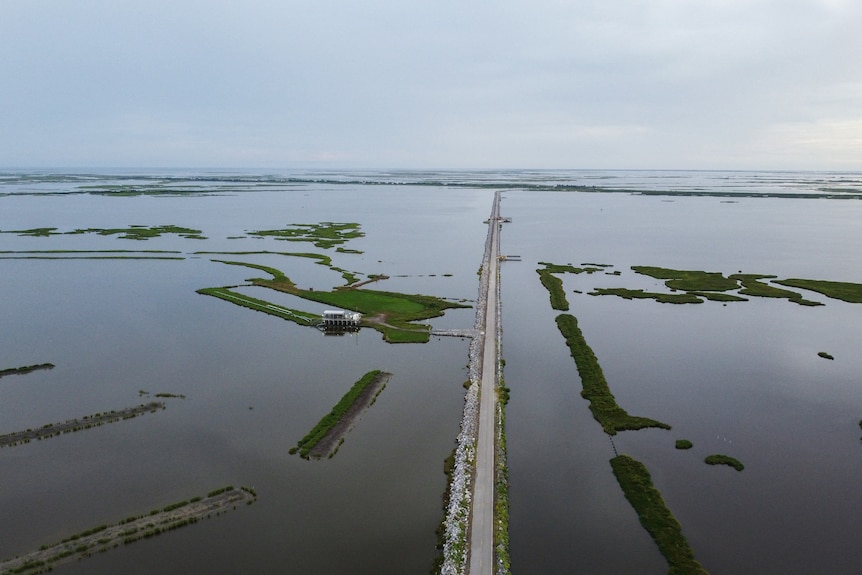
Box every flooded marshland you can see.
[2,170,861,573]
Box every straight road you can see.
[468,191,501,575]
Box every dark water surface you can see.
[2,170,862,574]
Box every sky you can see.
[2,0,861,170]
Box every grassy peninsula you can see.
[555,314,670,435]
[201,259,467,343]
[611,455,710,575]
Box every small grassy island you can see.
[704,454,744,471]
[0,363,54,379]
[290,370,391,459]
[675,439,693,450]
[555,314,671,435]
[0,486,256,575]
[611,455,710,575]
[817,351,835,360]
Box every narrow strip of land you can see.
[0,486,256,575]
[0,402,165,448]
[0,363,54,379]
[468,191,501,575]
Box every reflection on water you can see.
[1,171,861,574]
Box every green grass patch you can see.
[291,370,385,458]
[774,278,862,304]
[675,439,693,450]
[537,268,569,310]
[611,455,710,575]
[817,351,834,360]
[555,314,671,435]
[704,454,744,471]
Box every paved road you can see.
[468,191,501,575]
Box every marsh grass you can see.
[775,278,862,304]
[704,454,744,471]
[589,288,703,304]
[291,370,387,458]
[610,455,710,575]
[555,314,671,435]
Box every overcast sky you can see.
[2,0,860,170]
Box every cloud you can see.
[1,0,860,168]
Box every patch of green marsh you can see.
[611,455,710,575]
[775,278,862,304]
[555,314,671,435]
[704,454,744,471]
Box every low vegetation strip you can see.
[611,455,710,575]
[537,268,569,310]
[555,314,671,435]
[0,486,256,575]
[774,278,862,303]
[0,363,54,379]
[0,402,165,448]
[196,287,319,326]
[290,370,391,459]
[704,454,744,471]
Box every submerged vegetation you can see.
[0,403,166,448]
[290,370,390,459]
[0,225,205,240]
[610,455,710,575]
[0,363,54,379]
[554,314,671,435]
[0,486,256,575]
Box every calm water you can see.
[1,170,861,574]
